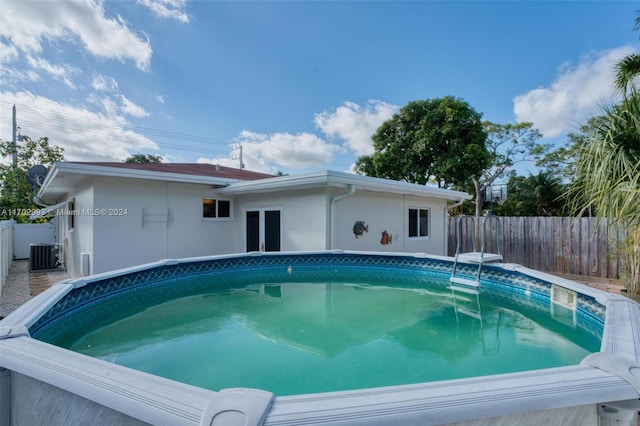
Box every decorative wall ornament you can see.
[352,220,369,239]
[381,230,392,245]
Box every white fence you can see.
[0,220,15,296]
[13,223,55,259]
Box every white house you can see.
[32,162,471,277]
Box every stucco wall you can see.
[58,176,452,276]
[332,191,449,255]
[231,188,328,252]
[90,178,234,275]
[231,187,450,255]
[63,183,94,277]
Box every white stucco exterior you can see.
[33,164,471,277]
[331,190,450,254]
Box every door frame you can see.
[243,206,282,252]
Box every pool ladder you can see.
[448,215,503,317]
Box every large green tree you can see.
[125,154,163,163]
[0,136,64,222]
[355,97,490,247]
[355,96,490,189]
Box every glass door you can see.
[245,209,281,252]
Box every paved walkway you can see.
[0,259,69,319]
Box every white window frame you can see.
[407,206,430,239]
[202,198,233,221]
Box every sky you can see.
[0,1,637,177]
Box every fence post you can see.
[0,220,15,297]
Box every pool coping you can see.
[1,250,639,425]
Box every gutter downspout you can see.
[329,185,356,249]
[32,195,49,207]
[444,197,467,256]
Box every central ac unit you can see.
[29,243,58,271]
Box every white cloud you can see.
[0,40,18,63]
[0,67,40,87]
[197,130,341,174]
[120,95,150,118]
[25,55,78,89]
[92,74,119,93]
[26,56,66,78]
[314,100,397,156]
[197,100,397,174]
[0,0,152,70]
[0,91,158,161]
[513,46,635,138]
[138,0,190,23]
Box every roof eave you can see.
[36,162,239,202]
[59,162,240,185]
[220,170,473,201]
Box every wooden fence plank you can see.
[447,216,627,279]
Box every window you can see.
[203,198,231,219]
[68,201,75,230]
[408,208,429,238]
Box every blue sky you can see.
[0,1,637,176]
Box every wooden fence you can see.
[447,216,628,280]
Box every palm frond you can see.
[615,53,640,95]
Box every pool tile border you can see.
[29,251,605,337]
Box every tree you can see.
[125,154,162,163]
[0,136,64,222]
[480,121,547,211]
[493,171,567,217]
[354,97,490,247]
[355,97,490,189]
[614,12,640,96]
[567,97,640,293]
[537,116,607,183]
[565,11,640,294]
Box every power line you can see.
[0,101,233,153]
[0,100,230,143]
[1,102,355,170]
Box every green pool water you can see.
[36,278,602,396]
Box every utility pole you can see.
[231,144,245,170]
[12,105,19,196]
[12,104,17,169]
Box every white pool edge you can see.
[1,250,639,426]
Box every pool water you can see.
[35,276,602,396]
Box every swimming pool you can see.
[1,251,639,425]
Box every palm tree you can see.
[529,172,566,216]
[566,12,640,293]
[568,96,640,293]
[615,53,640,96]
[614,13,640,96]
